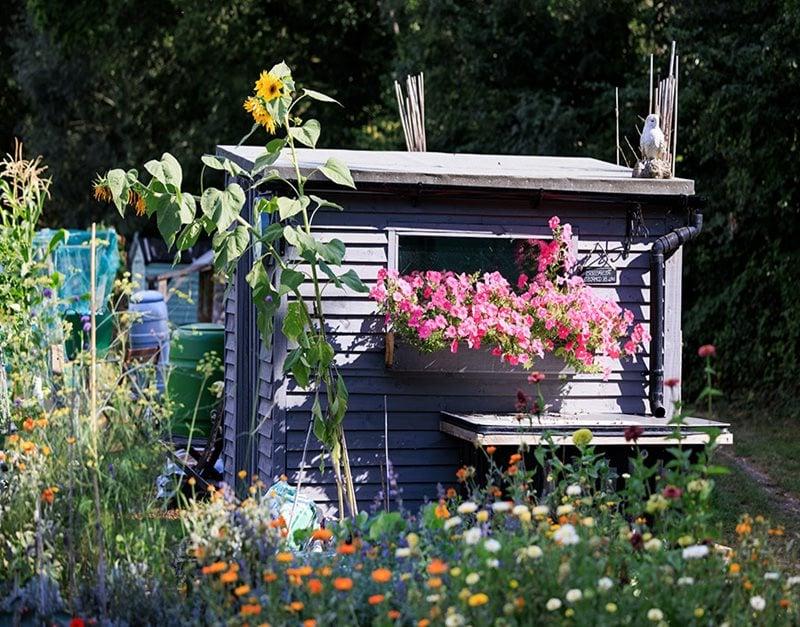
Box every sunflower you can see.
[255,71,284,101]
[93,182,112,202]
[243,96,277,134]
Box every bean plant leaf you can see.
[303,88,341,105]
[316,238,345,265]
[277,195,310,221]
[201,184,245,231]
[212,225,249,271]
[312,397,327,443]
[259,222,285,245]
[317,260,341,287]
[282,301,306,341]
[176,221,203,251]
[289,119,321,148]
[46,229,68,255]
[279,267,305,294]
[318,157,355,189]
[310,195,343,212]
[339,268,369,292]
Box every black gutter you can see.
[649,202,704,417]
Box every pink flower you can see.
[698,344,716,358]
[527,371,545,383]
[662,485,683,500]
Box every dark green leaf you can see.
[213,225,249,271]
[339,268,369,292]
[282,301,306,341]
[316,238,345,265]
[46,229,68,255]
[310,194,343,211]
[259,222,284,245]
[279,268,305,294]
[176,221,203,251]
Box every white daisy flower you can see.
[566,589,583,603]
[546,598,562,611]
[444,516,462,531]
[682,544,709,559]
[566,484,582,497]
[457,501,478,515]
[750,595,766,611]
[463,526,482,545]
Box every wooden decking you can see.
[440,411,732,446]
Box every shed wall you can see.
[255,190,685,513]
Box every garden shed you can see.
[217,147,731,512]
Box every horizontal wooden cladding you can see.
[287,464,457,488]
[287,447,460,471]
[285,394,649,415]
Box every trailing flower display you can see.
[371,217,649,374]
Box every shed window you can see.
[397,233,550,283]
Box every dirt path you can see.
[718,448,800,520]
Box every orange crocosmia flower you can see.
[234,584,251,596]
[333,577,353,591]
[311,528,333,542]
[368,594,385,605]
[307,578,323,594]
[387,610,401,620]
[371,568,392,583]
[337,542,356,555]
[22,418,35,431]
[202,561,227,575]
[263,571,278,583]
[434,500,449,519]
[509,453,522,464]
[276,551,294,563]
[426,559,448,575]
[41,487,56,505]
[455,466,468,481]
[220,570,238,584]
[289,601,304,612]
[485,446,496,455]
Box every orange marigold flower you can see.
[41,487,56,505]
[234,584,251,596]
[768,527,785,536]
[743,579,753,591]
[220,570,238,584]
[263,571,278,583]
[270,516,287,529]
[779,599,791,609]
[372,568,392,583]
[22,418,35,431]
[311,528,333,542]
[736,522,752,536]
[426,559,448,575]
[485,446,496,455]
[333,577,353,591]
[418,620,431,627]
[387,610,401,620]
[303,620,316,627]
[509,453,522,464]
[307,578,323,594]
[427,577,442,589]
[318,566,333,577]
[729,563,741,575]
[276,551,294,563]
[21,440,36,454]
[434,500,449,519]
[289,601,304,612]
[368,594,385,605]
[337,542,356,555]
[35,418,47,428]
[240,603,262,616]
[202,561,227,575]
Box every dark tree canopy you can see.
[3,0,799,402]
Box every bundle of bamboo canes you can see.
[395,73,426,152]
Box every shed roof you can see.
[217,146,695,196]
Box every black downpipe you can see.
[649,207,703,417]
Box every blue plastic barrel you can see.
[129,290,170,391]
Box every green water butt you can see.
[166,323,224,439]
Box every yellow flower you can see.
[244,97,277,134]
[255,71,285,101]
[571,428,593,447]
[468,593,489,607]
[238,469,248,480]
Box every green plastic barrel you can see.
[167,323,224,438]
[63,308,114,360]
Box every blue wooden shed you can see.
[217,147,730,513]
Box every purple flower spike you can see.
[43,288,53,298]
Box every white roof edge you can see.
[217,146,695,196]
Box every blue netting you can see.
[33,229,120,314]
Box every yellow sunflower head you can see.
[255,71,284,102]
[243,96,277,134]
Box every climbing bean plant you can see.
[96,62,368,519]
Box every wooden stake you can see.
[90,223,97,428]
[615,87,620,165]
[649,54,654,114]
[672,55,679,176]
